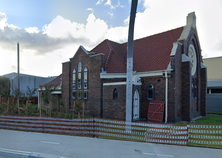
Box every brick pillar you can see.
[200,66,207,116]
[181,61,191,121]
[62,62,70,109]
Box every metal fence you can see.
[0,115,221,148]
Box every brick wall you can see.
[181,61,191,121]
[141,76,165,121]
[62,47,104,117]
[200,67,207,116]
[62,62,70,108]
[103,84,126,120]
[170,43,183,123]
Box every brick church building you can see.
[42,12,207,123]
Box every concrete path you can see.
[0,129,221,158]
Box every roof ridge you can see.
[107,40,126,66]
[104,40,113,70]
[120,26,184,45]
[105,50,112,70]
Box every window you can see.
[113,88,118,99]
[78,62,82,89]
[78,91,82,99]
[84,91,88,99]
[72,91,76,99]
[208,89,222,94]
[73,69,76,89]
[84,67,88,89]
[147,84,154,100]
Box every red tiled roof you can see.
[90,27,184,73]
[42,74,62,87]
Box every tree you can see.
[26,86,36,102]
[39,85,56,117]
[0,77,11,99]
[40,85,55,106]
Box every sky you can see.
[0,0,222,77]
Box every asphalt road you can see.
[0,129,221,158]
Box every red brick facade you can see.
[59,12,207,123]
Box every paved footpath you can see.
[0,129,221,158]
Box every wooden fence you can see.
[0,115,221,148]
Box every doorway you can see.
[133,90,140,120]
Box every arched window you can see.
[147,84,154,100]
[72,69,76,89]
[78,62,82,89]
[84,67,88,89]
[113,88,118,100]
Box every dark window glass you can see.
[84,91,88,99]
[84,67,88,89]
[78,62,82,72]
[73,69,76,89]
[72,91,76,99]
[113,88,118,99]
[78,91,82,99]
[78,72,81,89]
[78,62,82,89]
[147,84,154,100]
[211,89,222,93]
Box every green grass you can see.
[193,115,222,124]
[208,111,222,115]
[176,115,222,125]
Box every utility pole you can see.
[126,0,138,132]
[17,42,20,106]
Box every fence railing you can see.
[0,115,221,148]
[188,124,222,148]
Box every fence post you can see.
[83,102,85,119]
[25,100,28,115]
[72,101,75,119]
[65,99,67,115]
[187,124,189,146]
[57,98,59,113]
[7,98,9,112]
[49,102,51,117]
[39,100,42,117]
[18,99,20,115]
[93,116,95,138]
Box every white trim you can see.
[90,53,105,57]
[103,82,126,86]
[37,86,61,91]
[170,42,180,56]
[51,91,62,94]
[201,62,207,68]
[100,70,172,79]
[80,45,89,54]
[182,54,190,62]
[178,12,196,41]
[136,71,163,78]
[101,73,126,79]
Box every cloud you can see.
[0,24,87,55]
[86,8,94,13]
[25,27,40,34]
[96,0,104,5]
[105,0,115,9]
[0,12,7,30]
[0,12,109,56]
[115,1,125,8]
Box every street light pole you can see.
[126,0,138,132]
